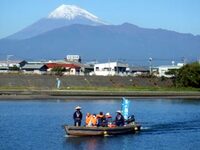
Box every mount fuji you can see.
[6,4,106,40]
[0,4,200,64]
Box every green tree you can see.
[9,65,20,71]
[176,62,200,88]
[51,67,66,76]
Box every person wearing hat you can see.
[105,112,112,118]
[100,112,112,127]
[73,106,83,126]
[115,110,125,126]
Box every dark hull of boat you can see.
[64,124,141,136]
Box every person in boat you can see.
[91,114,97,126]
[105,112,113,127]
[115,110,125,126]
[85,113,92,126]
[73,106,83,126]
[99,112,112,127]
[96,112,104,127]
[126,115,135,124]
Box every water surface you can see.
[0,98,200,150]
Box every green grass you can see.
[0,86,45,91]
[61,86,200,92]
[0,86,30,90]
[0,86,199,92]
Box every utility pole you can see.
[108,58,110,76]
[7,55,13,69]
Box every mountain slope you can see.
[0,23,199,63]
[5,4,106,40]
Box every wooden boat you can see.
[64,123,141,136]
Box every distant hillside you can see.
[0,23,200,64]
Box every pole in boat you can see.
[121,97,130,120]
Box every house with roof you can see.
[21,64,48,74]
[93,61,128,76]
[46,62,81,75]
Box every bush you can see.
[9,65,20,71]
[51,67,66,76]
[176,62,200,88]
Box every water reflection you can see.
[64,133,143,150]
[65,136,103,150]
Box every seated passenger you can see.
[85,113,92,126]
[105,112,112,119]
[105,112,113,127]
[115,110,125,126]
[97,112,104,126]
[91,114,97,126]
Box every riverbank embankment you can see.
[0,74,199,99]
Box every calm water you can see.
[0,98,200,150]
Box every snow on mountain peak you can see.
[47,4,104,24]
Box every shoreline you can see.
[0,90,200,100]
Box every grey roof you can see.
[129,66,149,72]
[22,64,46,69]
[0,60,25,64]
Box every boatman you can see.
[115,110,125,126]
[73,106,83,126]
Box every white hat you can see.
[106,112,110,116]
[75,106,81,110]
[116,110,122,114]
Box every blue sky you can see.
[0,0,200,39]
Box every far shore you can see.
[0,90,200,100]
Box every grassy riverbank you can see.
[0,74,199,99]
[61,86,200,92]
[0,85,199,92]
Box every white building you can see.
[153,63,184,78]
[94,62,128,76]
[0,60,24,68]
[0,60,27,72]
[66,55,81,63]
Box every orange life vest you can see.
[85,115,92,125]
[91,116,97,126]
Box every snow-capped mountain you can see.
[5,4,106,40]
[48,4,105,24]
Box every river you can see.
[0,98,200,150]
